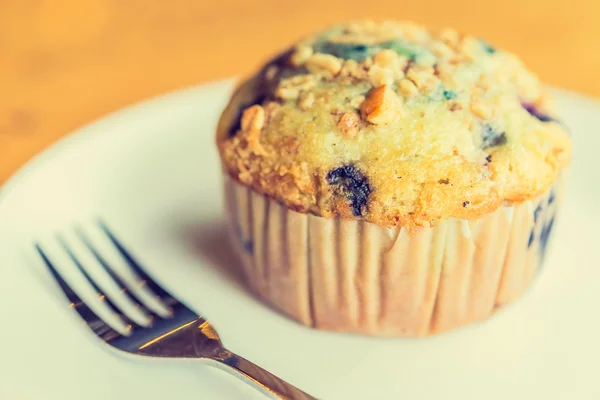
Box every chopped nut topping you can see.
[297,91,315,110]
[368,64,395,87]
[431,41,454,59]
[337,112,361,138]
[263,101,280,124]
[406,65,438,92]
[275,87,300,100]
[290,45,314,67]
[399,79,419,96]
[306,53,343,78]
[439,28,460,47]
[240,105,267,155]
[360,85,402,125]
[340,59,368,80]
[372,49,406,80]
[458,36,481,61]
[373,49,397,68]
[275,75,317,100]
[241,105,265,132]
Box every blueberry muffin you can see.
[216,20,571,336]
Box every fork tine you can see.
[56,234,141,330]
[98,220,179,308]
[35,243,123,341]
[75,226,156,323]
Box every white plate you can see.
[0,79,599,400]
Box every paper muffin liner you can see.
[223,173,562,336]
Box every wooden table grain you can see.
[0,0,596,183]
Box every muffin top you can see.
[216,20,571,228]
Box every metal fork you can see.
[35,220,317,400]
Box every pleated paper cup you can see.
[223,173,561,337]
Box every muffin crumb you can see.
[340,59,368,80]
[373,49,398,68]
[399,79,419,96]
[241,105,265,133]
[337,112,361,138]
[406,65,438,92]
[368,64,395,87]
[275,75,317,100]
[297,92,315,110]
[290,45,313,67]
[306,53,343,78]
[439,28,460,47]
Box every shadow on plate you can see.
[177,219,249,295]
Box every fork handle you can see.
[208,351,319,400]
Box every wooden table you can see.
[1,0,597,183]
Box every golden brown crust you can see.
[216,20,572,229]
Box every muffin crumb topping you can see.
[240,105,265,133]
[217,20,572,228]
[360,85,402,125]
[337,112,361,138]
[306,53,343,78]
